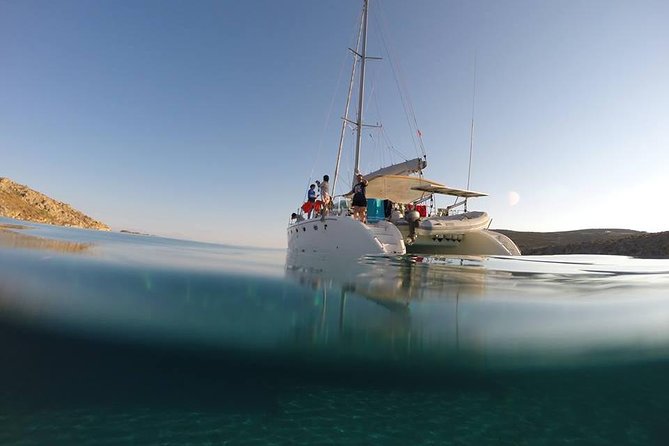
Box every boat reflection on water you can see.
[285,251,669,371]
[286,250,498,370]
[286,249,487,305]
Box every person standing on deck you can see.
[306,184,317,218]
[347,173,368,222]
[317,175,331,216]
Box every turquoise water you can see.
[2,216,669,445]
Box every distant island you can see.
[119,229,151,236]
[0,177,110,231]
[495,229,669,259]
[1,177,667,258]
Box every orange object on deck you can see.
[300,200,322,214]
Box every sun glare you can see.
[508,191,520,206]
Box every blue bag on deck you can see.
[366,198,384,223]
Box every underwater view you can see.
[2,216,669,445]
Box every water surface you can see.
[1,217,668,445]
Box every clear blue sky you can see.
[2,0,667,248]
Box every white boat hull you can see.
[287,216,405,263]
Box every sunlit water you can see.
[1,216,669,445]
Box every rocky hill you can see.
[497,229,669,259]
[0,177,110,231]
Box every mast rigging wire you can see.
[375,1,427,161]
[308,5,364,198]
[332,5,365,197]
[466,53,477,191]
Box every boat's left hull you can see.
[287,216,405,266]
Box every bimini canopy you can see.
[366,175,441,203]
[411,183,487,198]
[366,175,487,203]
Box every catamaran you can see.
[287,0,520,262]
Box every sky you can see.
[1,0,667,248]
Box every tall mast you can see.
[353,0,369,185]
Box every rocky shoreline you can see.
[0,177,110,231]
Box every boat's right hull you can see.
[402,229,521,256]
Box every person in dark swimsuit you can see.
[349,173,368,222]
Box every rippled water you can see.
[1,216,669,445]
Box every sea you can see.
[1,216,669,445]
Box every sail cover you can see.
[366,175,488,203]
[364,158,426,181]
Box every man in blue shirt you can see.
[306,184,317,218]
